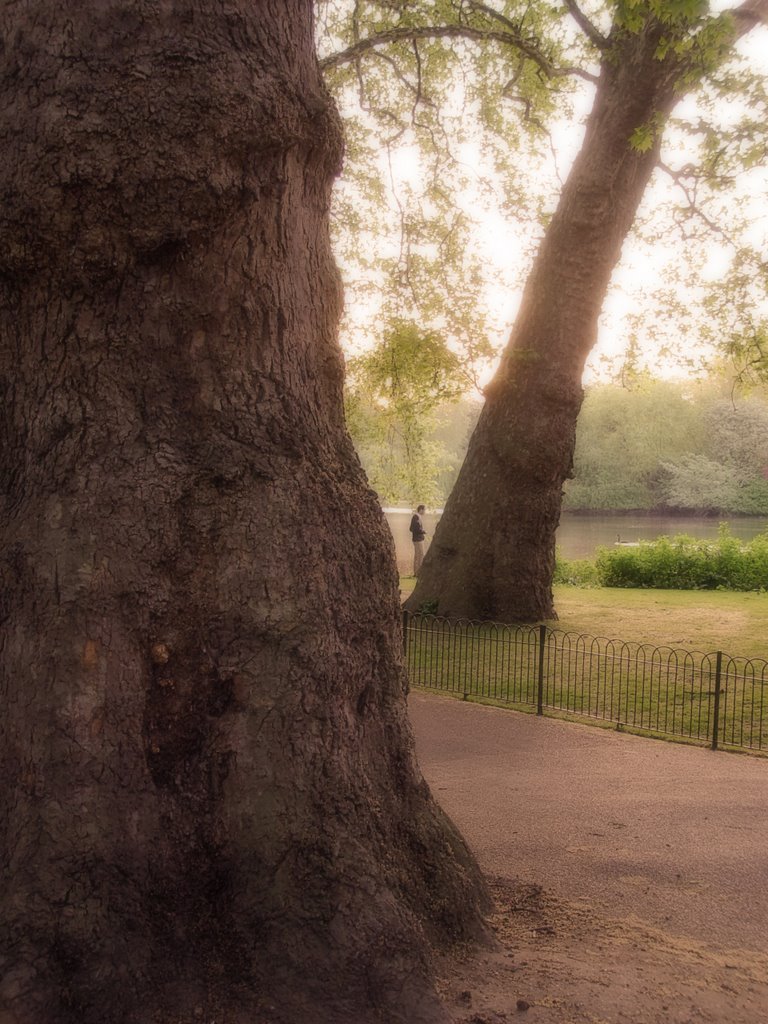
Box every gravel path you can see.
[409,691,768,953]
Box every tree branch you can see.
[320,23,598,84]
[562,0,609,49]
[657,159,741,247]
[463,0,533,39]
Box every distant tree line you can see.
[567,377,768,515]
[348,366,768,515]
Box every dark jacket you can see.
[409,513,425,542]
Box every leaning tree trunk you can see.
[406,10,759,624]
[0,4,489,1023]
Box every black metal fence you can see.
[403,612,768,754]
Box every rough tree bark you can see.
[406,2,768,624]
[0,3,489,1023]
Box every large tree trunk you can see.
[0,4,489,1023]
[406,11,750,624]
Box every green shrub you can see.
[553,554,600,587]
[593,527,768,591]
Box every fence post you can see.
[402,609,410,658]
[711,651,722,751]
[462,622,470,701]
[537,623,546,715]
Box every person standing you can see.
[409,504,427,576]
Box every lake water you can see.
[556,512,768,559]
[384,509,768,573]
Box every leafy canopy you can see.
[345,320,470,504]
[318,0,768,383]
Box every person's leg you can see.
[413,540,424,576]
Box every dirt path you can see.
[409,692,768,1023]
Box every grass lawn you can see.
[400,578,768,661]
[550,587,768,660]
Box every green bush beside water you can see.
[556,528,768,591]
[553,557,600,588]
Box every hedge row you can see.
[555,529,768,591]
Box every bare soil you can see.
[434,877,768,1024]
